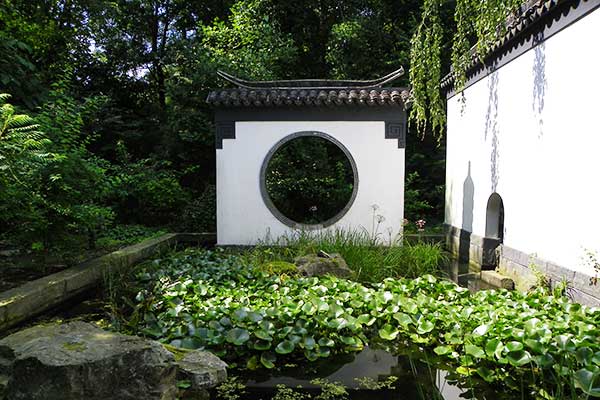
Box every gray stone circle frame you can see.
[259,131,359,230]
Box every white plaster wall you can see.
[445,7,600,274]
[218,121,405,245]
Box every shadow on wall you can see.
[459,161,474,263]
[532,34,547,138]
[445,181,453,227]
[485,70,500,193]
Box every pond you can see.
[11,247,597,400]
[27,256,501,400]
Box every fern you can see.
[0,93,52,181]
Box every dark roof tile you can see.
[206,87,410,108]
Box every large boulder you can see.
[0,321,227,400]
[294,251,352,278]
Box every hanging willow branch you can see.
[408,0,444,139]
[409,0,524,141]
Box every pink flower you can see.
[415,219,426,231]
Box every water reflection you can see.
[239,347,469,400]
[443,257,497,291]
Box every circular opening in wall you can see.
[260,132,358,228]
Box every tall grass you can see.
[237,228,448,283]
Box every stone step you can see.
[480,270,515,290]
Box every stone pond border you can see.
[0,233,216,332]
[445,224,600,306]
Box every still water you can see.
[234,347,469,400]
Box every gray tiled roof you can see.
[206,68,411,108]
[206,88,410,107]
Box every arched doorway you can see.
[485,193,504,241]
[482,193,504,269]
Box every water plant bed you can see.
[120,248,600,399]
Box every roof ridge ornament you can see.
[216,67,405,90]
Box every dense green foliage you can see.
[95,224,166,249]
[0,0,445,254]
[265,137,354,224]
[126,249,600,399]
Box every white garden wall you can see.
[217,121,405,245]
[445,6,600,275]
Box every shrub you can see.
[96,224,166,249]
[0,93,53,245]
[108,154,189,226]
[178,184,216,232]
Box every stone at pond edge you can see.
[0,321,227,400]
[175,351,228,399]
[294,252,352,278]
[480,270,515,290]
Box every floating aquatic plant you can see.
[127,249,600,398]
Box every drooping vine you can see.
[408,0,444,139]
[409,0,525,140]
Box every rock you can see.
[176,350,227,389]
[175,350,227,399]
[294,252,352,278]
[0,321,225,400]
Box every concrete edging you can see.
[0,233,216,332]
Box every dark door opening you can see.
[485,193,504,241]
[482,193,504,269]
